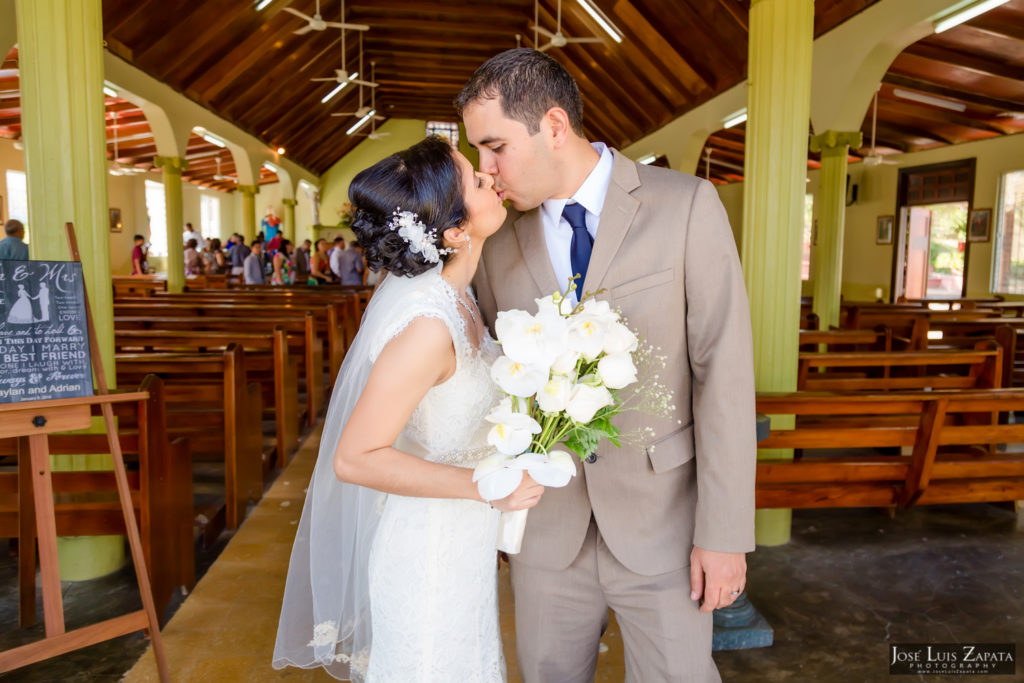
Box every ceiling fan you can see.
[331,38,383,118]
[213,154,238,184]
[531,0,604,52]
[862,88,900,168]
[108,111,146,176]
[312,11,377,89]
[284,0,368,35]
[345,63,388,139]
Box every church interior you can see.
[0,0,1023,680]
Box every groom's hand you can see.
[689,546,747,613]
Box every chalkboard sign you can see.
[0,260,93,404]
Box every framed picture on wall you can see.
[109,208,123,233]
[968,208,991,242]
[876,215,894,245]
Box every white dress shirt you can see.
[540,142,613,302]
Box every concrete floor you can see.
[1,424,1021,682]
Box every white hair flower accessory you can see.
[388,208,456,264]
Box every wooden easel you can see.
[0,223,170,681]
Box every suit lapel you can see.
[585,150,641,292]
[514,209,561,297]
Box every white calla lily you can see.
[598,352,638,389]
[490,356,550,398]
[603,321,639,355]
[536,376,571,413]
[565,383,614,423]
[526,449,577,487]
[472,454,525,501]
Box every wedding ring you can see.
[730,590,741,596]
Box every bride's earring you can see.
[466,235,472,254]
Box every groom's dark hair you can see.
[455,48,585,137]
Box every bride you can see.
[273,136,543,682]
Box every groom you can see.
[458,49,757,682]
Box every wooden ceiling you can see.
[702,0,1024,184]
[2,0,1021,188]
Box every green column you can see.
[238,184,258,243]
[810,131,862,331]
[15,0,123,578]
[740,0,814,547]
[154,156,188,294]
[282,197,297,243]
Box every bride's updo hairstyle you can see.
[349,135,468,277]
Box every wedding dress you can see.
[274,264,506,682]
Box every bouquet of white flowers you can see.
[474,284,669,553]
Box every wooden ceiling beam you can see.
[876,96,1012,135]
[906,43,1024,83]
[966,12,1024,43]
[882,73,1024,113]
[348,1,529,22]
[715,0,749,31]
[875,121,957,145]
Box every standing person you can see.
[274,135,537,682]
[458,48,756,682]
[337,240,365,285]
[183,222,206,250]
[230,234,251,276]
[328,236,346,280]
[131,234,149,275]
[0,219,29,260]
[309,238,335,284]
[272,239,296,285]
[294,239,312,283]
[184,238,203,277]
[203,238,227,275]
[243,240,266,285]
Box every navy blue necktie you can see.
[563,201,593,291]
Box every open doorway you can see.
[902,202,968,299]
[891,159,975,301]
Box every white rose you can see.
[565,383,614,424]
[566,314,606,360]
[485,398,542,455]
[550,349,581,376]
[490,356,549,398]
[536,376,571,413]
[597,352,638,389]
[602,321,638,355]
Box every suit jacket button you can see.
[585,454,598,464]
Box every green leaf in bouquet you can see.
[564,426,600,461]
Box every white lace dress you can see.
[363,275,506,683]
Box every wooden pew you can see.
[114,345,262,530]
[114,313,324,425]
[799,328,891,353]
[113,300,341,395]
[113,328,299,468]
[797,348,1002,392]
[0,375,193,626]
[756,390,1024,509]
[111,275,166,298]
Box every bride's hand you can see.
[490,473,544,512]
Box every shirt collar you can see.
[541,142,613,226]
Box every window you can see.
[144,180,167,257]
[802,193,813,281]
[5,170,29,242]
[201,194,221,239]
[426,121,459,148]
[993,170,1024,294]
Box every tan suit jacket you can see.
[473,150,756,576]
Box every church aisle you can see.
[123,423,627,682]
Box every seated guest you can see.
[183,222,205,250]
[203,238,227,275]
[337,239,365,285]
[184,238,203,276]
[230,234,251,276]
[243,240,266,284]
[272,239,295,285]
[308,238,335,285]
[0,219,29,260]
[131,234,149,275]
[293,239,312,282]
